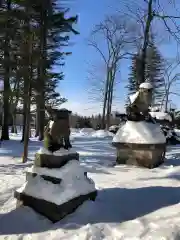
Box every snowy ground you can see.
[0,128,180,239]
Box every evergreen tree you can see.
[145,43,165,105]
[0,0,78,142]
[126,42,165,106]
[126,54,142,95]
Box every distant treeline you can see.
[69,113,120,129]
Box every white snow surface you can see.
[91,130,114,138]
[113,121,166,144]
[129,91,139,104]
[18,160,95,205]
[0,128,180,239]
[37,147,77,156]
[109,125,119,131]
[150,111,172,122]
[174,128,180,137]
[139,82,153,89]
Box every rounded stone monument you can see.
[112,82,166,168]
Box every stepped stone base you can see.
[112,142,166,169]
[26,172,62,184]
[34,152,79,168]
[14,190,97,223]
[14,149,97,222]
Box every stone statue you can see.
[126,82,155,122]
[44,108,72,152]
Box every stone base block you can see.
[113,142,166,169]
[34,152,79,168]
[14,190,97,223]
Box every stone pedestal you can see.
[34,152,79,168]
[112,121,166,169]
[14,149,97,222]
[112,142,166,168]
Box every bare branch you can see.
[154,13,180,19]
[88,40,108,65]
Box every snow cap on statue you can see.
[139,82,153,89]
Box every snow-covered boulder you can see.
[112,121,166,168]
[14,148,97,222]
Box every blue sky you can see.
[57,0,180,116]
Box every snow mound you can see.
[80,128,95,134]
[113,121,166,144]
[91,130,114,138]
[72,128,96,138]
[18,160,96,205]
[150,111,172,122]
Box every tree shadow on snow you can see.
[0,206,52,235]
[0,139,42,159]
[0,162,33,176]
[73,138,116,167]
[0,186,180,235]
[56,186,180,229]
[138,168,180,182]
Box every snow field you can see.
[0,128,180,239]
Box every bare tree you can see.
[86,63,106,105]
[125,0,180,84]
[161,60,180,111]
[88,14,137,129]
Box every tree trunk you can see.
[1,0,11,140]
[106,70,112,130]
[23,83,31,163]
[106,80,114,129]
[109,64,117,116]
[11,113,17,134]
[21,81,28,142]
[101,68,109,129]
[35,98,40,137]
[106,63,116,130]
[22,3,32,163]
[22,32,33,162]
[38,7,47,141]
[164,95,169,112]
[140,0,153,84]
[10,76,20,135]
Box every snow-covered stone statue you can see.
[126,82,154,122]
[14,108,97,222]
[44,108,72,152]
[112,82,166,168]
